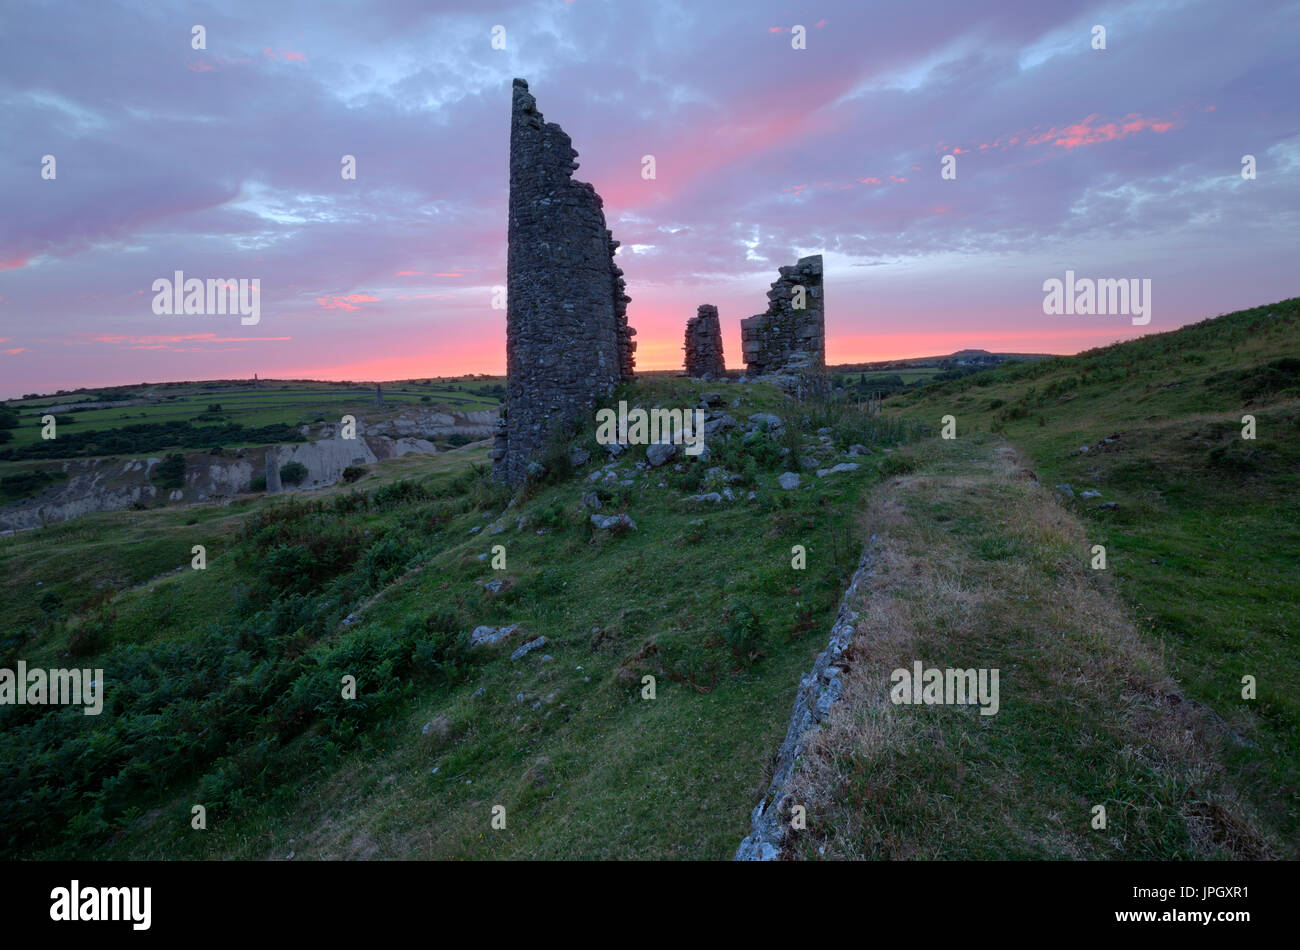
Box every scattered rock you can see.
[778,472,801,490]
[581,491,602,510]
[1055,484,1075,498]
[646,442,677,467]
[703,413,738,435]
[470,624,525,647]
[748,413,783,431]
[1100,501,1119,510]
[1079,489,1102,499]
[689,492,724,503]
[511,636,548,660]
[570,448,591,467]
[815,462,859,477]
[848,443,870,456]
[591,513,637,531]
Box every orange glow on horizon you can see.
[267,323,1155,381]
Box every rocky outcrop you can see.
[735,539,877,861]
[0,408,498,532]
[493,78,635,486]
[684,304,726,378]
[352,409,496,440]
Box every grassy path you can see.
[784,435,1281,859]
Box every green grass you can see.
[889,297,1300,845]
[786,435,1279,859]
[1,379,917,860]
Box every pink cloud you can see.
[74,333,292,347]
[395,269,419,276]
[315,293,379,311]
[1,348,24,355]
[0,256,30,271]
[961,111,1182,155]
[188,59,214,73]
[264,47,307,62]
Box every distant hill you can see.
[831,350,1056,374]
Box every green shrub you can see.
[342,465,367,483]
[723,601,765,665]
[279,461,308,486]
[150,453,187,491]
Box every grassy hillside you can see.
[0,379,918,859]
[3,299,1294,860]
[787,436,1280,858]
[888,298,1300,847]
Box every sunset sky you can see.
[2,0,1298,397]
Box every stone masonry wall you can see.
[683,304,726,378]
[492,78,635,485]
[739,254,825,377]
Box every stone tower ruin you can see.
[491,78,635,485]
[740,255,825,380]
[683,304,726,378]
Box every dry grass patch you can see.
[784,437,1279,860]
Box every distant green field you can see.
[0,379,503,489]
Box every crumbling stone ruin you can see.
[683,304,726,378]
[491,78,635,485]
[740,255,825,384]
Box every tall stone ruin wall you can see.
[491,78,635,485]
[740,254,825,378]
[683,304,726,378]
